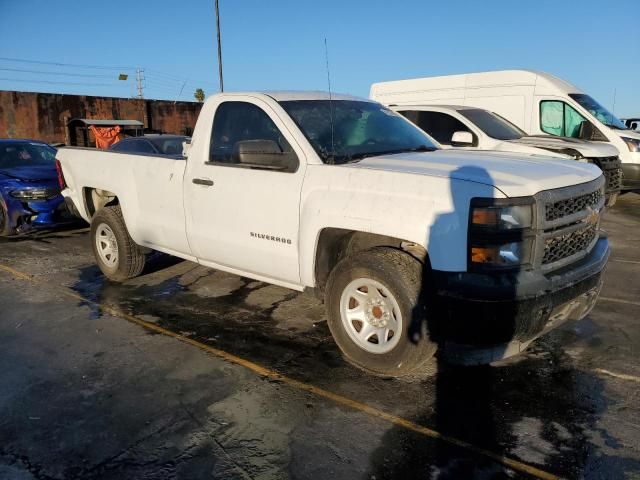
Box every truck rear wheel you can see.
[91,205,145,282]
[325,247,436,376]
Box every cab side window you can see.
[400,110,476,146]
[540,101,588,138]
[209,101,298,172]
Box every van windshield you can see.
[279,100,437,164]
[458,109,526,140]
[569,93,627,130]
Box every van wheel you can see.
[325,247,436,376]
[91,205,145,281]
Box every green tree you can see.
[194,88,205,103]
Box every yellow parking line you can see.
[595,369,640,384]
[0,263,559,480]
[599,296,640,307]
[611,258,640,265]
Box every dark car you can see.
[623,118,640,131]
[0,139,75,236]
[109,135,189,157]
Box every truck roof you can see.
[216,91,372,102]
[370,69,584,100]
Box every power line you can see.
[0,57,217,90]
[0,77,127,87]
[147,69,218,88]
[0,67,119,79]
[0,56,136,71]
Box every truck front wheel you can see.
[91,205,145,282]
[325,247,436,376]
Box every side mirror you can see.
[234,139,291,170]
[578,121,606,141]
[182,138,191,157]
[450,131,474,147]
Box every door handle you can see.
[192,178,214,186]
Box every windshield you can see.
[149,137,187,155]
[569,93,627,130]
[0,142,56,169]
[458,109,526,140]
[279,100,437,164]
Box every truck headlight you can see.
[621,137,640,152]
[10,188,60,200]
[469,198,535,270]
[471,204,533,230]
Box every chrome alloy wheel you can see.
[95,223,119,268]
[339,278,402,354]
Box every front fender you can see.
[298,166,505,286]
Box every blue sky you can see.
[0,0,638,117]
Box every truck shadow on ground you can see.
[368,338,640,479]
[381,165,640,479]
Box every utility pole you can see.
[136,68,145,99]
[135,68,146,128]
[214,0,224,92]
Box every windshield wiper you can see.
[341,145,437,164]
[404,145,437,152]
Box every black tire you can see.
[325,247,436,376]
[0,201,13,237]
[90,205,145,281]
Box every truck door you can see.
[185,98,306,286]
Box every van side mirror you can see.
[451,131,474,147]
[578,121,606,141]
[233,139,292,171]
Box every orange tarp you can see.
[89,125,121,149]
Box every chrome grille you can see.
[543,224,597,265]
[545,190,603,222]
[535,176,605,271]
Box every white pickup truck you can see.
[56,92,609,376]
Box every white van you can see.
[370,70,640,190]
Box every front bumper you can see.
[4,194,76,233]
[621,163,640,190]
[431,236,609,365]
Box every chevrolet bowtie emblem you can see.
[584,207,599,227]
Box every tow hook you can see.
[16,221,34,234]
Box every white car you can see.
[371,70,640,190]
[56,92,609,376]
[391,104,622,204]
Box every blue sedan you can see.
[0,139,75,236]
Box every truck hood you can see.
[507,135,620,158]
[345,149,602,197]
[0,166,57,182]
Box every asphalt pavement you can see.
[1,194,639,479]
